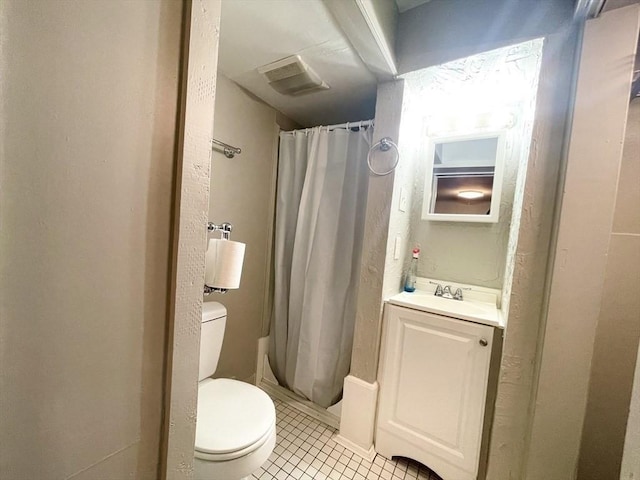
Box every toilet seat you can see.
[194,422,275,462]
[195,378,276,461]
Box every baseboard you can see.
[333,433,377,462]
[338,375,379,459]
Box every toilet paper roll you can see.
[205,239,246,289]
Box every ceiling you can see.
[394,0,432,13]
[218,0,380,127]
[218,0,640,125]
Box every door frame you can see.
[160,0,222,478]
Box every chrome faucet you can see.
[432,283,465,301]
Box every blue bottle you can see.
[404,246,420,292]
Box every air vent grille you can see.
[262,61,306,82]
[258,55,329,96]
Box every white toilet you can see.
[194,302,276,480]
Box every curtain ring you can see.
[367,137,399,176]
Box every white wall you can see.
[0,1,182,478]
[398,40,543,291]
[207,73,283,382]
[380,82,419,300]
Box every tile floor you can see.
[252,398,443,480]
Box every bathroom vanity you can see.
[375,279,503,480]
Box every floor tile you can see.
[251,398,442,480]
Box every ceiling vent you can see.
[258,55,330,96]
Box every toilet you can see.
[194,302,276,480]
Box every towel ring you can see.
[367,137,399,176]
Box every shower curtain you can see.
[269,125,372,408]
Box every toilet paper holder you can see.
[204,221,233,295]
[207,221,233,240]
[204,284,226,295]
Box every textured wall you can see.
[163,0,221,478]
[0,1,182,478]
[578,98,640,479]
[207,73,280,382]
[379,39,552,480]
[484,31,577,479]
[396,0,573,75]
[380,82,421,300]
[350,81,405,383]
[401,41,544,290]
[525,6,640,479]
[350,35,573,478]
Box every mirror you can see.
[422,131,506,223]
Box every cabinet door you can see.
[377,305,493,477]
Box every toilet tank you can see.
[199,301,227,381]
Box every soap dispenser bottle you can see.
[404,245,420,292]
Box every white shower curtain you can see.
[269,125,372,408]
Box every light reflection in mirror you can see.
[423,133,505,223]
[432,175,493,214]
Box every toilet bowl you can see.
[194,302,276,480]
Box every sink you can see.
[388,289,503,328]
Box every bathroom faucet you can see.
[433,284,464,301]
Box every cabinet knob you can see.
[479,338,489,347]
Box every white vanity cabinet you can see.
[375,304,495,480]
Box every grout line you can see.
[253,398,441,480]
[260,379,341,429]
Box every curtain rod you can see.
[282,119,374,135]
